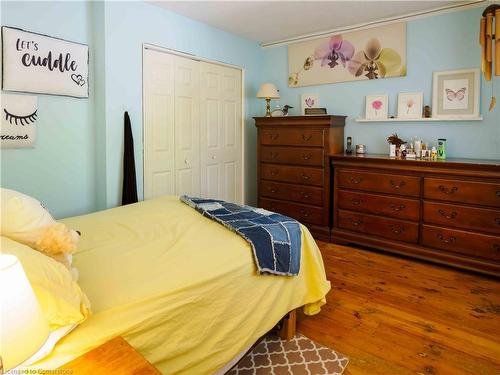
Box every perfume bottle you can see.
[437,138,446,160]
[346,137,353,154]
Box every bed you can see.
[29,196,331,374]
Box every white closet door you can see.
[200,62,242,203]
[143,49,175,200]
[174,55,200,196]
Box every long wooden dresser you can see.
[255,116,345,241]
[331,154,500,276]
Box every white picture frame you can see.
[1,94,38,148]
[301,93,319,115]
[432,68,480,119]
[397,92,423,119]
[365,94,388,120]
[2,26,89,98]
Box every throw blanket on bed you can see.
[180,196,301,276]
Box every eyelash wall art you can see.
[4,108,38,126]
[1,93,38,149]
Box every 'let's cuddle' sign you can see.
[1,26,89,98]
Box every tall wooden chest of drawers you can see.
[255,116,345,241]
[331,154,500,276]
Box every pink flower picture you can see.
[366,95,388,119]
[371,99,383,115]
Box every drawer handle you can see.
[438,185,458,195]
[299,209,310,218]
[347,217,363,227]
[438,209,457,219]
[302,153,313,160]
[389,224,404,235]
[390,204,406,212]
[495,218,500,225]
[300,192,312,199]
[302,134,312,141]
[351,198,365,206]
[268,133,279,140]
[390,180,406,190]
[268,187,279,194]
[269,152,279,159]
[301,173,311,180]
[270,169,279,176]
[437,233,456,244]
[494,244,500,252]
[350,177,363,184]
[496,191,500,198]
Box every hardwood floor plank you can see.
[297,242,500,375]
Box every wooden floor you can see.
[297,241,500,375]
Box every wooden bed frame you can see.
[277,309,297,341]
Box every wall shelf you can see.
[355,117,483,123]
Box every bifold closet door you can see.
[199,62,243,204]
[143,49,175,199]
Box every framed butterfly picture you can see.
[432,68,480,119]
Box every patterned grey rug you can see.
[227,333,349,375]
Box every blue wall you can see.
[262,7,500,159]
[1,3,499,218]
[1,1,97,218]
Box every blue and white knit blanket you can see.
[180,196,301,276]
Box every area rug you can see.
[227,333,349,375]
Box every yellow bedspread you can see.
[31,196,331,374]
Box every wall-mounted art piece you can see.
[365,94,388,120]
[1,94,38,148]
[2,26,89,98]
[288,23,406,87]
[432,68,480,119]
[397,92,423,119]
[301,93,319,114]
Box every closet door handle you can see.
[211,155,217,160]
[437,233,456,244]
[184,159,190,165]
[438,209,457,219]
[438,185,458,195]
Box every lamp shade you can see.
[0,254,49,371]
[256,83,280,99]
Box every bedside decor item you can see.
[346,136,353,154]
[1,94,37,148]
[271,104,294,117]
[0,254,50,371]
[355,144,366,154]
[365,95,388,120]
[387,133,406,158]
[301,93,319,114]
[256,83,280,117]
[423,105,432,118]
[437,138,447,160]
[432,69,480,119]
[397,92,423,119]
[288,23,406,87]
[1,27,89,98]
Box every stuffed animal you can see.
[0,188,80,279]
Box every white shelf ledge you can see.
[355,117,483,123]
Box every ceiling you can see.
[149,0,479,46]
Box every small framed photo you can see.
[365,95,388,120]
[301,93,319,115]
[432,68,480,119]
[397,92,423,119]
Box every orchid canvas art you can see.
[397,92,423,119]
[288,23,406,87]
[365,95,388,120]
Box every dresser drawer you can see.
[423,201,500,234]
[261,164,323,186]
[338,190,420,220]
[260,198,325,225]
[338,210,419,243]
[260,146,324,166]
[260,181,323,206]
[259,128,324,147]
[422,224,500,262]
[338,169,420,197]
[424,178,500,207]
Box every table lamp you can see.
[256,83,280,117]
[0,254,49,371]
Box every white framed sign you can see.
[2,26,89,98]
[1,94,38,148]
